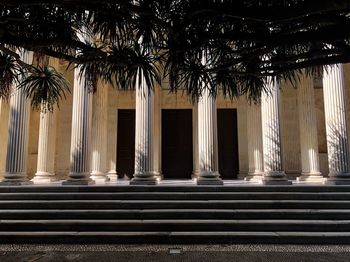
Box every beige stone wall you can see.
[53,62,74,180]
[2,63,350,180]
[27,110,40,179]
[280,82,301,179]
[0,99,9,178]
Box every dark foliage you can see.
[0,0,350,106]
[19,65,70,112]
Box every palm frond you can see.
[0,52,21,100]
[80,42,161,91]
[19,65,70,112]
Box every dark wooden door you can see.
[117,109,135,178]
[162,109,193,179]
[217,109,239,179]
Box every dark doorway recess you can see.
[117,109,135,179]
[162,109,193,179]
[217,109,239,179]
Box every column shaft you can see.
[153,85,162,179]
[1,51,33,185]
[63,67,94,185]
[106,94,118,182]
[261,79,291,185]
[33,58,58,184]
[297,73,323,182]
[192,104,200,179]
[323,64,350,184]
[33,107,57,183]
[90,81,109,183]
[130,71,158,185]
[246,103,264,182]
[197,88,223,185]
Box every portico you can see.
[1,61,350,186]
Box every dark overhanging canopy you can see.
[0,0,350,109]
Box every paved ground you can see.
[0,244,350,262]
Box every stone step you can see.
[0,209,349,220]
[1,185,350,193]
[2,192,350,200]
[2,186,350,243]
[0,200,349,209]
[0,219,349,232]
[0,231,350,244]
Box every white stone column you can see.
[261,79,291,185]
[32,107,57,184]
[90,81,109,184]
[32,58,59,184]
[130,71,158,185]
[192,104,200,179]
[153,85,162,179]
[245,103,264,182]
[297,73,323,182]
[106,105,118,183]
[1,51,33,185]
[63,67,94,185]
[323,64,350,184]
[197,88,223,185]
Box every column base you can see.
[297,173,325,183]
[0,173,33,186]
[0,180,33,186]
[63,172,95,185]
[130,172,158,185]
[191,170,200,181]
[62,180,95,185]
[32,177,57,184]
[196,172,223,185]
[130,178,158,185]
[197,178,223,185]
[244,172,264,183]
[90,172,110,184]
[153,171,163,182]
[107,171,118,183]
[32,172,56,184]
[262,171,292,185]
[325,173,350,185]
[238,170,249,180]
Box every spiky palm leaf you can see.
[19,66,70,112]
[1,0,350,104]
[80,42,161,91]
[0,52,21,100]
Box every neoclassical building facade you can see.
[1,55,350,185]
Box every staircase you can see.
[0,184,350,244]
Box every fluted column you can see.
[130,71,158,185]
[63,67,94,185]
[323,64,350,184]
[297,73,323,182]
[106,89,118,182]
[245,103,264,182]
[261,79,291,185]
[197,88,223,185]
[90,82,109,184]
[192,104,200,179]
[153,85,162,179]
[32,106,57,183]
[1,51,33,185]
[32,59,59,184]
